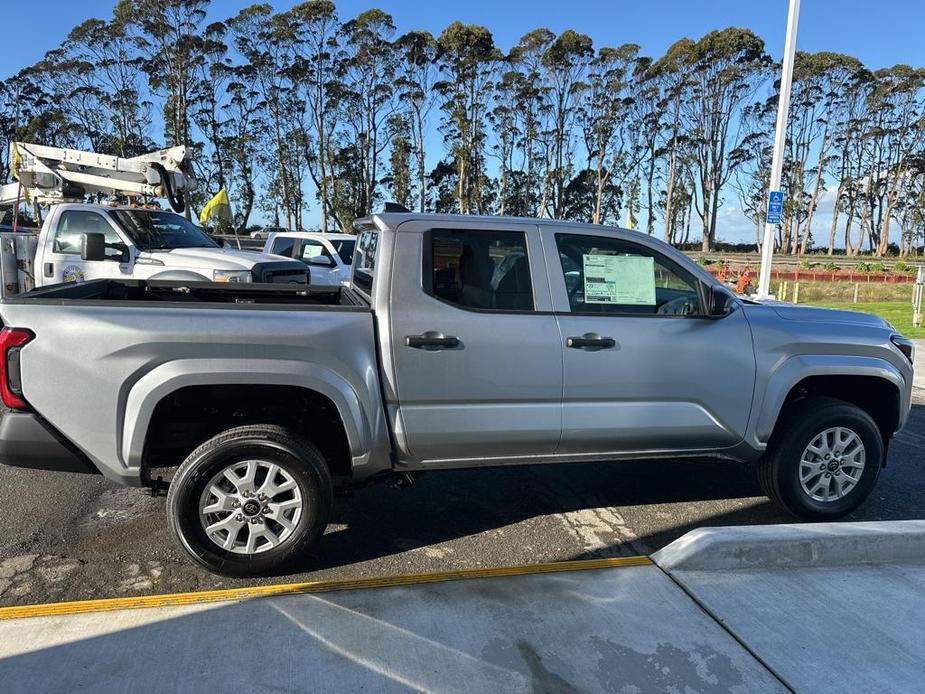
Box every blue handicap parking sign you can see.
[766,191,783,224]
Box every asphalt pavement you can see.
[1,399,923,607]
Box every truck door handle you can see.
[405,332,461,350]
[43,262,54,278]
[567,333,616,349]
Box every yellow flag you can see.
[10,143,21,181]
[10,143,30,204]
[199,187,232,225]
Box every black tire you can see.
[759,396,883,520]
[166,424,332,577]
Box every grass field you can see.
[773,280,922,337]
[803,300,924,338]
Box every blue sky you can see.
[3,0,924,239]
[4,0,923,79]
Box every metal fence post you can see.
[914,266,923,328]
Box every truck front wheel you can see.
[166,424,332,577]
[759,397,883,520]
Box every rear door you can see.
[546,227,756,454]
[386,220,563,464]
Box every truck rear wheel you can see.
[759,397,882,520]
[166,424,332,577]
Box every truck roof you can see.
[356,211,718,286]
[51,202,183,214]
[360,211,636,234]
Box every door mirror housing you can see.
[307,255,335,268]
[707,284,735,317]
[81,233,129,262]
[80,232,106,261]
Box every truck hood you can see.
[142,247,294,271]
[769,303,892,330]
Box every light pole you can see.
[756,0,801,298]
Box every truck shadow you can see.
[293,403,925,574]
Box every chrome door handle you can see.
[405,331,461,350]
[567,333,616,349]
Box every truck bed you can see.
[0,278,389,486]
[9,278,365,308]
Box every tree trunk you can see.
[827,181,843,255]
[663,148,677,243]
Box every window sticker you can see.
[582,254,656,305]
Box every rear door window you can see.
[426,229,533,311]
[269,237,296,257]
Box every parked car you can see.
[250,226,288,240]
[0,212,913,576]
[263,231,356,292]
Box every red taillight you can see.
[0,327,34,410]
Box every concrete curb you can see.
[652,520,925,572]
[913,339,924,397]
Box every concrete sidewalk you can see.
[0,557,783,693]
[2,522,925,693]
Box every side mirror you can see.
[708,284,735,317]
[81,232,106,262]
[216,236,226,248]
[308,255,334,268]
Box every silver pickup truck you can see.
[0,212,914,576]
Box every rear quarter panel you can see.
[0,300,390,484]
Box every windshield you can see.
[330,239,356,265]
[110,209,219,251]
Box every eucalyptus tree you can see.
[24,50,106,151]
[435,21,499,214]
[129,0,209,148]
[336,8,399,219]
[223,64,266,230]
[507,28,554,216]
[729,100,774,249]
[681,28,771,251]
[395,31,438,213]
[190,21,234,198]
[827,66,873,254]
[490,66,520,216]
[541,30,593,218]
[228,3,301,229]
[648,38,694,243]
[283,0,341,230]
[385,113,413,208]
[60,7,151,156]
[578,43,641,224]
[863,65,925,256]
[631,57,664,234]
[779,52,864,254]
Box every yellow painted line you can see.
[0,555,651,621]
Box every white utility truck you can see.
[0,143,306,295]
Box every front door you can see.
[387,222,563,463]
[546,229,756,455]
[298,239,341,288]
[42,209,130,285]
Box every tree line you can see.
[1,0,923,255]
